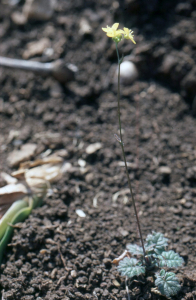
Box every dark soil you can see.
[0,0,196,299]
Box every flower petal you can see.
[123,27,129,35]
[107,32,114,37]
[112,23,119,30]
[102,27,109,32]
[129,35,136,44]
[116,29,124,34]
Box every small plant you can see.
[116,231,184,297]
[102,24,184,298]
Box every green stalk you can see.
[0,199,28,241]
[0,193,44,268]
[0,198,33,266]
[115,42,146,259]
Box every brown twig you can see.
[57,241,69,272]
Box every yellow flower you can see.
[102,23,124,39]
[123,27,136,44]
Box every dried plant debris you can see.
[0,149,71,220]
[0,148,72,268]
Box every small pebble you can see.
[71,270,77,278]
[179,198,186,204]
[79,18,92,35]
[158,166,172,175]
[112,279,120,287]
[76,209,86,218]
[86,143,102,154]
[78,159,86,167]
[115,61,138,85]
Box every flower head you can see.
[123,27,136,44]
[102,24,136,45]
[102,23,124,43]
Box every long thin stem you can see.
[115,43,146,259]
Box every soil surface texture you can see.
[0,0,196,299]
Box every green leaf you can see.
[144,243,157,254]
[127,244,144,256]
[158,250,184,268]
[118,257,146,279]
[146,232,168,254]
[155,269,181,297]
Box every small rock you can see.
[79,18,92,35]
[175,3,192,16]
[50,82,63,98]
[182,236,192,243]
[23,38,51,59]
[7,130,20,143]
[50,268,57,279]
[23,0,55,21]
[159,54,177,75]
[11,12,27,25]
[183,201,192,209]
[34,131,62,147]
[102,290,109,297]
[43,112,56,124]
[7,143,37,167]
[78,159,86,167]
[181,66,196,98]
[158,166,172,175]
[118,227,129,237]
[186,166,196,180]
[86,143,102,154]
[70,270,77,278]
[180,250,188,256]
[158,206,165,213]
[179,198,186,204]
[139,193,148,203]
[61,162,72,173]
[115,61,138,85]
[85,172,94,183]
[19,125,32,142]
[76,209,86,218]
[55,149,68,158]
[184,271,196,284]
[39,249,48,255]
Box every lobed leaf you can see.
[118,257,145,279]
[127,244,144,256]
[146,231,168,254]
[144,243,157,254]
[155,269,181,297]
[158,250,184,268]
